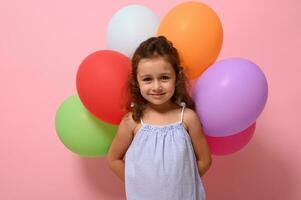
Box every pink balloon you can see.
[205,123,256,156]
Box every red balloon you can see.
[76,50,131,124]
[205,123,256,156]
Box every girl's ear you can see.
[130,102,135,108]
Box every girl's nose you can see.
[152,81,162,91]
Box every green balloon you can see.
[55,95,117,157]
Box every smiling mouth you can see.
[150,93,165,95]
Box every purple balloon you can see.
[193,58,268,137]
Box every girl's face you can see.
[136,56,176,106]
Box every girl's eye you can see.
[143,77,152,82]
[161,76,170,80]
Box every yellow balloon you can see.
[158,2,223,79]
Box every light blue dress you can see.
[125,105,206,200]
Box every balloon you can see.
[106,4,159,58]
[205,123,256,156]
[157,1,223,79]
[193,58,268,136]
[55,96,118,157]
[76,50,131,124]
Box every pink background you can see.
[1,0,300,199]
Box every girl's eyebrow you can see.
[139,72,172,77]
[160,72,172,75]
[139,74,151,78]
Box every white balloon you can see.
[106,5,160,58]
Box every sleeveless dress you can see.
[125,105,206,200]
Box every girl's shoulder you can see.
[120,112,139,133]
[182,108,201,130]
[183,107,197,117]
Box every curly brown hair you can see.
[126,36,195,122]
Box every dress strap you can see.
[180,102,186,123]
[140,118,144,125]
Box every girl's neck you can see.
[145,101,178,113]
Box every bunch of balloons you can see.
[55,2,268,157]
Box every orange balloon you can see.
[158,2,223,79]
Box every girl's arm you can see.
[107,113,136,182]
[184,109,212,177]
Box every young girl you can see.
[107,36,212,200]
